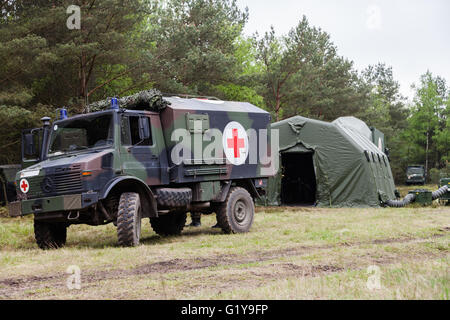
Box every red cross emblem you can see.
[223,121,249,165]
[20,179,30,193]
[227,128,245,158]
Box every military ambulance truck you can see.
[9,92,273,249]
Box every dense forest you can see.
[0,0,448,183]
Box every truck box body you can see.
[160,97,272,184]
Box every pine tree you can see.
[254,16,364,121]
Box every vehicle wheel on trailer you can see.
[116,192,142,247]
[34,220,67,250]
[216,187,254,234]
[150,211,187,236]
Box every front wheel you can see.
[116,192,142,247]
[216,187,254,234]
[34,220,67,250]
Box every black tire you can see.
[216,187,254,234]
[117,192,142,247]
[150,211,187,236]
[34,220,67,250]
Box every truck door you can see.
[119,113,164,186]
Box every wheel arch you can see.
[101,176,158,218]
[232,179,261,201]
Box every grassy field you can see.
[0,187,448,300]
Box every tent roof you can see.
[333,116,372,140]
[273,116,385,157]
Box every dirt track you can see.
[1,231,447,299]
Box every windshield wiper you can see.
[69,145,89,151]
[57,145,90,154]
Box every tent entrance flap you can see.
[280,152,316,205]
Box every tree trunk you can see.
[425,130,429,177]
[275,99,280,122]
[80,53,87,108]
[274,88,282,122]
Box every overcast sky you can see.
[236,0,450,100]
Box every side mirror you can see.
[24,133,36,156]
[22,129,41,164]
[138,117,150,140]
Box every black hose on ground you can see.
[432,185,448,200]
[385,185,448,207]
[385,193,416,208]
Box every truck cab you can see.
[405,165,426,185]
[9,92,273,249]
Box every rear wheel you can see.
[216,187,254,234]
[117,192,142,247]
[34,220,67,250]
[150,211,187,236]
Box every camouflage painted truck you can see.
[9,91,274,249]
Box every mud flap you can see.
[8,201,22,217]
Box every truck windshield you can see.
[48,113,114,157]
[407,167,424,174]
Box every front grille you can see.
[25,176,44,198]
[53,170,83,193]
[22,165,83,198]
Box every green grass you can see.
[0,204,449,300]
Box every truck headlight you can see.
[20,169,40,178]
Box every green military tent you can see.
[263,116,396,207]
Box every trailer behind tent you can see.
[0,164,21,205]
[262,116,396,207]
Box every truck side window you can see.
[129,116,152,146]
[120,116,131,145]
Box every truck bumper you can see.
[8,192,99,217]
[406,179,425,185]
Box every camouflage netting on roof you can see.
[87,89,171,112]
